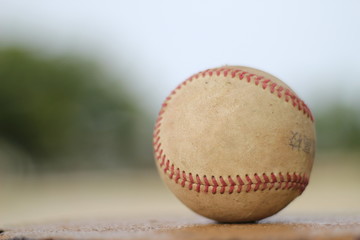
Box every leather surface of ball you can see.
[153,66,316,222]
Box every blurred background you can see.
[0,0,359,226]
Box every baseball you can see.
[153,66,316,222]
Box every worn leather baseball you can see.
[153,66,316,222]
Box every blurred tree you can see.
[315,104,360,151]
[0,46,152,171]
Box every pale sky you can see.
[1,0,359,115]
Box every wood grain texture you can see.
[1,154,359,239]
[1,216,360,240]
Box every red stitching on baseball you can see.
[245,174,253,193]
[154,66,312,195]
[239,71,247,80]
[160,154,165,167]
[153,129,160,138]
[181,171,186,187]
[262,79,271,89]
[169,164,175,179]
[219,176,227,194]
[216,68,224,76]
[156,149,163,160]
[203,175,210,193]
[277,86,284,98]
[212,176,218,194]
[254,76,263,85]
[188,173,194,190]
[153,136,160,145]
[228,176,236,194]
[246,74,255,82]
[156,116,163,123]
[195,174,202,193]
[236,175,244,193]
[263,173,270,183]
[298,174,302,183]
[255,173,264,192]
[155,143,161,153]
[270,83,277,93]
[164,160,170,173]
[231,69,240,77]
[284,89,291,102]
[223,68,231,77]
[159,109,165,115]
[201,69,210,77]
[175,168,180,183]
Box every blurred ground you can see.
[1,216,360,240]
[0,152,359,239]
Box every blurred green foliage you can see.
[315,104,360,151]
[0,46,358,172]
[0,46,152,171]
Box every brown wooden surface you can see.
[1,153,359,240]
[1,215,360,240]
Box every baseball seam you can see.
[154,66,311,194]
